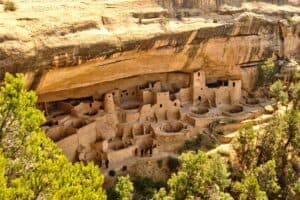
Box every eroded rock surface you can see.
[0,1,299,102]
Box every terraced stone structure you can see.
[42,69,268,171]
[1,0,299,178]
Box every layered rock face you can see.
[0,0,299,102]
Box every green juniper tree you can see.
[115,175,134,200]
[0,73,106,200]
[232,173,267,200]
[155,151,232,200]
[233,124,258,171]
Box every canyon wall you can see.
[0,0,299,102]
[155,0,295,15]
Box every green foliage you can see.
[256,59,276,87]
[255,160,280,197]
[232,174,268,200]
[155,107,299,200]
[166,151,231,199]
[291,72,300,82]
[290,179,300,199]
[109,169,116,177]
[107,187,120,200]
[152,188,173,200]
[157,159,163,168]
[233,110,300,199]
[133,176,165,199]
[180,133,217,152]
[257,115,287,165]
[181,134,202,152]
[0,73,45,147]
[3,1,16,11]
[290,82,300,109]
[261,110,300,172]
[0,73,106,200]
[0,153,11,200]
[115,175,134,200]
[167,156,180,172]
[206,185,234,200]
[270,80,288,105]
[233,124,257,171]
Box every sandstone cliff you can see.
[0,1,299,101]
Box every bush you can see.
[167,156,180,172]
[181,133,203,152]
[256,59,276,87]
[133,176,166,199]
[107,188,120,200]
[181,133,218,152]
[206,141,217,150]
[109,169,116,177]
[157,159,163,168]
[4,1,16,11]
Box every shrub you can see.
[133,176,167,199]
[133,176,157,198]
[206,141,217,150]
[109,169,116,177]
[157,159,163,168]
[256,59,276,87]
[107,188,119,200]
[0,73,106,199]
[181,133,202,152]
[115,176,134,200]
[121,165,127,171]
[4,1,16,11]
[167,156,180,172]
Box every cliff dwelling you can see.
[41,69,269,173]
[1,0,300,198]
[0,0,299,184]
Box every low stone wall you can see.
[185,114,214,128]
[107,145,137,166]
[57,134,79,162]
[221,107,265,121]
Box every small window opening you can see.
[160,104,163,108]
[198,96,202,101]
[223,80,228,86]
[233,82,236,87]
[207,80,228,88]
[121,165,127,171]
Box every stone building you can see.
[42,69,265,170]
